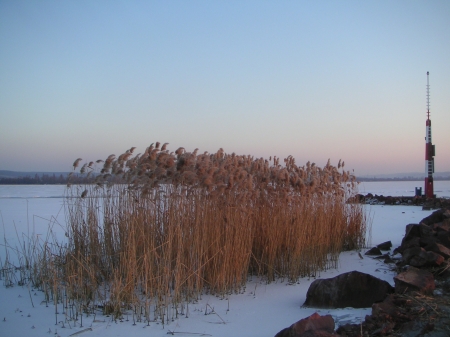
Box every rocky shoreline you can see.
[275,207,450,337]
[349,194,450,210]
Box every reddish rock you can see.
[426,251,445,265]
[425,242,450,259]
[274,312,336,337]
[394,267,435,295]
[410,250,444,267]
[304,271,393,309]
[432,221,450,232]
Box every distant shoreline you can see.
[357,177,450,182]
[1,169,450,185]
[1,178,450,185]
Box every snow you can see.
[1,182,449,337]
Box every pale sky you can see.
[1,1,449,175]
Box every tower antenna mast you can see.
[424,71,435,198]
[427,71,430,119]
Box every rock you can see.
[420,209,446,226]
[402,247,425,265]
[408,254,429,268]
[394,267,435,295]
[394,237,420,254]
[411,251,444,267]
[336,323,359,336]
[403,224,433,243]
[396,223,437,256]
[347,194,365,204]
[436,231,450,248]
[274,312,336,337]
[371,294,409,323]
[365,247,382,256]
[444,209,450,218]
[377,241,392,251]
[398,320,433,337]
[402,247,444,267]
[304,271,394,308]
[426,251,445,266]
[419,236,438,247]
[432,220,450,232]
[424,242,450,259]
[384,256,395,264]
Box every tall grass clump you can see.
[53,144,366,321]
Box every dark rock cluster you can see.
[394,208,450,268]
[348,194,450,209]
[274,208,450,337]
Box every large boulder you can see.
[303,271,394,308]
[274,312,336,337]
[393,267,435,295]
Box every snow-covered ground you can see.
[0,182,449,337]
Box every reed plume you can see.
[58,142,367,320]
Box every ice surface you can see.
[0,182,443,337]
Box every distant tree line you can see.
[2,173,449,185]
[0,173,95,185]
[357,176,450,182]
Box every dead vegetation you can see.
[2,143,367,325]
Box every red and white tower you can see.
[424,71,435,198]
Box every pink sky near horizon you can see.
[1,1,449,176]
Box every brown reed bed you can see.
[3,143,367,325]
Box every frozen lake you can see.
[0,185,67,246]
[1,181,448,256]
[0,182,447,337]
[358,180,450,198]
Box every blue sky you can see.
[1,1,449,175]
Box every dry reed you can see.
[4,143,367,324]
